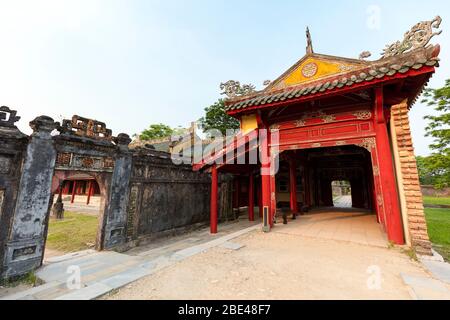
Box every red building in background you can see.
[58,173,101,205]
[194,17,442,255]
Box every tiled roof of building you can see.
[224,46,440,113]
[223,17,442,113]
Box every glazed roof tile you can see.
[224,46,440,113]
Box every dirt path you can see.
[104,230,435,300]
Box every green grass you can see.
[424,208,450,261]
[423,196,450,207]
[0,271,43,288]
[46,212,98,253]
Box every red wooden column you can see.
[248,173,255,221]
[289,158,298,218]
[210,164,218,234]
[258,177,263,218]
[373,87,404,245]
[304,169,309,208]
[371,175,381,223]
[58,183,63,198]
[261,165,271,231]
[260,128,272,232]
[86,181,94,205]
[71,181,77,204]
[63,181,70,194]
[269,158,277,227]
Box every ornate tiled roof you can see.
[225,46,439,112]
[223,17,442,113]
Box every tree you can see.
[199,99,240,135]
[139,123,174,141]
[420,79,450,188]
[416,156,438,186]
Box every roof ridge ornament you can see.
[306,27,314,55]
[59,115,113,141]
[382,16,442,58]
[220,80,256,98]
[0,106,21,128]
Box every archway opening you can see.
[332,180,352,208]
[45,173,105,260]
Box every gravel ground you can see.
[104,230,435,300]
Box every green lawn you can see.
[424,208,450,261]
[423,196,450,207]
[46,212,98,253]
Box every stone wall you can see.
[0,111,226,279]
[0,107,28,278]
[391,101,432,255]
[125,147,233,244]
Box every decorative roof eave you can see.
[225,45,440,115]
[227,65,437,116]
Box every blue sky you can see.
[0,0,448,155]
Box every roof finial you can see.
[306,27,314,54]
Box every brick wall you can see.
[391,101,432,255]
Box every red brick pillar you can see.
[391,101,432,255]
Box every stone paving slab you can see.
[45,249,96,264]
[420,257,450,285]
[220,242,245,251]
[0,281,61,301]
[55,283,113,300]
[401,273,450,300]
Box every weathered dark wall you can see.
[1,112,230,279]
[126,147,233,242]
[103,134,133,249]
[0,107,28,278]
[3,116,59,278]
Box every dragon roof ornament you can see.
[220,80,256,98]
[382,16,442,58]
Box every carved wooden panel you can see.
[278,122,372,146]
[55,152,115,172]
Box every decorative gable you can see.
[269,54,367,91]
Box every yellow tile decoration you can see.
[278,57,362,88]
